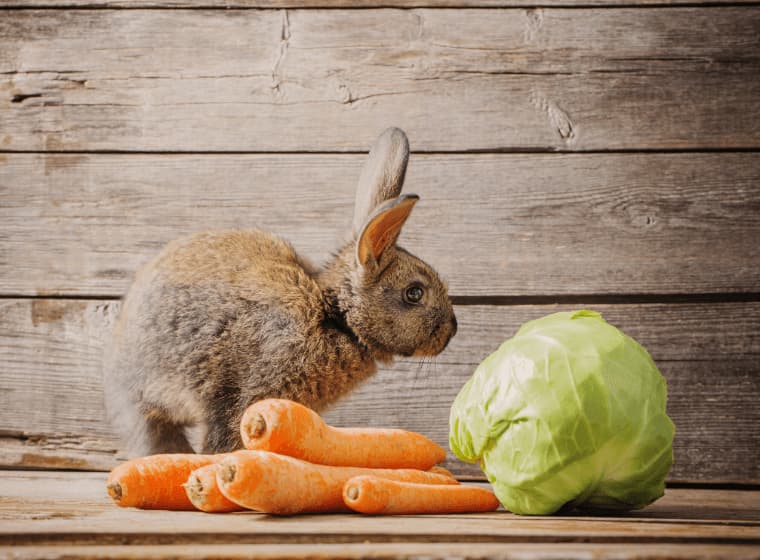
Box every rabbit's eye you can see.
[403,285,424,304]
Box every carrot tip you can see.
[248,413,267,439]
[184,475,202,494]
[106,482,123,502]
[219,463,237,484]
[184,482,202,506]
[345,485,359,501]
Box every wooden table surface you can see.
[1,471,758,559]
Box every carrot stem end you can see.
[107,482,123,502]
[250,414,267,439]
[219,463,237,484]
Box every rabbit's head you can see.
[323,128,457,360]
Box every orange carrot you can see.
[428,465,457,480]
[216,450,458,515]
[343,476,501,515]
[240,399,446,469]
[107,453,224,510]
[184,464,244,513]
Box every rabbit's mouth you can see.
[413,316,457,357]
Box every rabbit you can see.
[102,127,458,457]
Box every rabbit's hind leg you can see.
[104,376,194,456]
[114,400,194,456]
[134,410,195,455]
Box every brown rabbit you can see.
[103,128,457,456]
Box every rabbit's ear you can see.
[356,194,419,267]
[352,127,410,237]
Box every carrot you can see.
[216,450,458,515]
[343,476,501,515]
[107,453,224,510]
[428,465,457,480]
[184,464,244,513]
[240,399,446,469]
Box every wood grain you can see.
[5,0,760,6]
[2,152,759,297]
[5,544,760,560]
[1,298,758,482]
[1,471,759,548]
[1,9,758,151]
[2,471,758,559]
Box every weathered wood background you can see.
[1,1,758,485]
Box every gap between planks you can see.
[3,148,760,155]
[1,544,760,560]
[2,293,760,305]
[4,2,760,8]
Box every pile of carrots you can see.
[106,399,500,515]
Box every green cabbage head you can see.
[449,310,674,515]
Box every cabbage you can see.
[449,310,674,515]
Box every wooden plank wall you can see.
[1,1,759,484]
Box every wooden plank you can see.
[0,472,759,548]
[1,9,758,151]
[6,1,760,7]
[0,432,121,471]
[1,299,758,483]
[2,152,759,297]
[3,471,748,523]
[5,544,760,560]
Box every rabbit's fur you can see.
[103,128,457,456]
